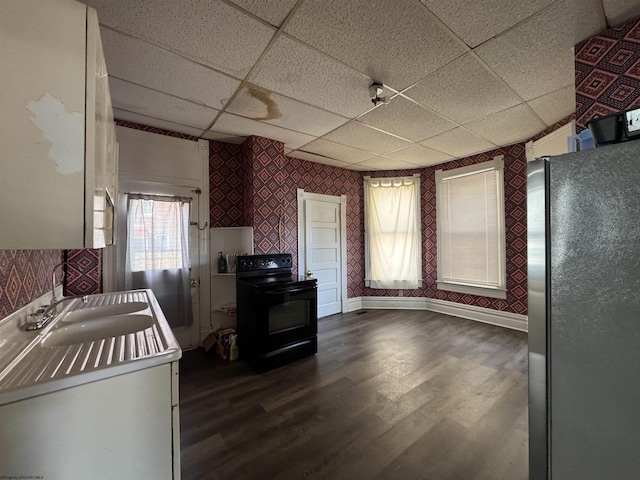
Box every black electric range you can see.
[235,254,317,372]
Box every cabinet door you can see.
[0,0,86,249]
[86,7,112,248]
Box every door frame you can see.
[103,128,209,350]
[297,189,348,313]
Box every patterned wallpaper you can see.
[0,250,62,318]
[64,250,102,297]
[241,138,255,227]
[576,16,640,130]
[242,136,288,256]
[114,120,200,142]
[239,137,527,314]
[209,141,243,227]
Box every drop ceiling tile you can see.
[109,78,219,129]
[113,109,205,138]
[201,131,246,144]
[346,163,372,171]
[226,0,298,27]
[283,0,466,90]
[474,0,606,101]
[226,84,349,137]
[287,150,352,169]
[357,97,457,142]
[601,0,640,26]
[84,0,275,78]
[211,113,315,149]
[356,156,420,171]
[101,28,240,110]
[386,144,454,167]
[300,139,373,163]
[466,104,546,145]
[248,35,373,118]
[420,0,555,48]
[527,85,576,126]
[420,127,497,157]
[404,54,523,124]
[323,122,412,155]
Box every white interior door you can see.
[302,196,344,318]
[115,181,201,349]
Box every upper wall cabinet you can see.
[0,0,117,249]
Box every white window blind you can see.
[436,157,506,299]
[364,174,422,289]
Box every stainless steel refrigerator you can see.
[528,140,640,480]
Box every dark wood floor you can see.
[179,309,529,480]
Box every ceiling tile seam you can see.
[203,0,309,133]
[277,31,379,84]
[448,124,501,150]
[416,1,473,52]
[364,146,453,167]
[467,50,529,104]
[218,0,291,29]
[314,121,418,155]
[112,107,207,136]
[98,25,264,82]
[393,51,469,102]
[218,110,329,141]
[527,82,576,102]
[465,49,551,127]
[366,92,465,141]
[469,1,564,50]
[294,137,381,162]
[109,76,221,113]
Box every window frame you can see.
[435,156,507,299]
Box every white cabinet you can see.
[209,227,253,333]
[0,363,180,480]
[0,0,117,249]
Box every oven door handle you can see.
[270,286,314,295]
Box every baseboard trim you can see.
[342,297,363,313]
[349,296,527,332]
[424,298,528,332]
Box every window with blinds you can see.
[435,156,506,299]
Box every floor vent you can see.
[356,311,368,315]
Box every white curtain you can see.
[364,175,422,289]
[125,194,193,328]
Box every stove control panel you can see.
[237,253,292,272]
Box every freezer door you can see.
[549,141,640,479]
[527,157,550,480]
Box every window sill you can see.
[437,281,507,299]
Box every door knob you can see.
[306,270,313,277]
[190,279,199,288]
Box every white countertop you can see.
[0,289,181,406]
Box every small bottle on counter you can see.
[217,251,227,273]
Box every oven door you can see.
[260,285,317,350]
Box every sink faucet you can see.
[25,262,87,331]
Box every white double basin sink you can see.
[0,290,181,406]
[42,301,152,347]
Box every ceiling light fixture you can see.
[369,82,389,106]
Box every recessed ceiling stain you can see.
[247,84,282,121]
